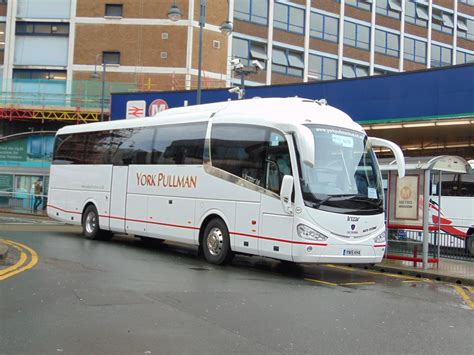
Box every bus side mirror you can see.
[280,175,294,215]
[369,137,406,178]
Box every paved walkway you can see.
[368,257,474,285]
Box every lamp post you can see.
[168,1,232,105]
[91,54,107,122]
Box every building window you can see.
[13,69,67,80]
[376,0,401,20]
[234,0,268,26]
[310,12,338,43]
[308,54,337,81]
[431,9,454,35]
[456,51,474,65]
[272,48,304,77]
[345,0,372,12]
[457,17,474,41]
[375,29,399,57]
[16,22,69,36]
[342,62,369,78]
[404,37,426,64]
[459,0,474,6]
[431,44,452,67]
[105,4,123,17]
[103,51,120,65]
[273,2,305,34]
[405,1,428,28]
[232,37,268,68]
[344,21,370,51]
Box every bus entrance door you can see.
[109,166,129,233]
[259,194,294,261]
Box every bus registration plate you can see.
[343,249,361,256]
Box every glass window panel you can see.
[250,43,267,60]
[252,0,268,18]
[442,14,454,28]
[388,0,402,12]
[105,4,123,17]
[233,37,249,59]
[416,6,429,20]
[288,52,304,69]
[343,64,356,78]
[274,3,288,24]
[325,16,338,40]
[272,48,288,66]
[103,51,120,64]
[323,57,337,80]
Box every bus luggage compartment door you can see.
[109,166,129,233]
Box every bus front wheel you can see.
[202,218,234,265]
[82,205,112,241]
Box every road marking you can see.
[325,264,430,282]
[340,281,376,286]
[452,285,474,310]
[0,244,27,276]
[0,239,38,281]
[465,286,474,294]
[304,278,338,286]
[401,280,431,283]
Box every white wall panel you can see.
[14,36,68,66]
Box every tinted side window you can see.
[53,133,88,164]
[211,125,291,193]
[211,125,267,188]
[83,131,114,164]
[152,123,206,165]
[111,128,154,165]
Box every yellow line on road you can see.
[0,242,27,276]
[0,239,38,281]
[340,282,376,286]
[401,280,431,283]
[465,286,474,294]
[453,285,474,310]
[304,278,338,286]
[325,264,430,282]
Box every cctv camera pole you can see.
[239,73,246,100]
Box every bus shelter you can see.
[379,156,471,269]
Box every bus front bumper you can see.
[292,244,386,264]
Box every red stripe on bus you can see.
[47,204,82,215]
[373,244,386,248]
[231,231,328,247]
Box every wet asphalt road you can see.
[1,223,473,354]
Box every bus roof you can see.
[57,97,363,135]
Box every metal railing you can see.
[388,227,473,262]
[0,79,138,109]
[0,191,48,216]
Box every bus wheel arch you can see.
[199,214,234,265]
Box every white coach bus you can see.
[48,98,405,265]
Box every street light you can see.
[91,53,107,122]
[168,1,233,105]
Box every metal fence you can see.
[0,79,138,109]
[0,191,48,216]
[388,227,473,262]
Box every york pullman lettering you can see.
[136,173,197,188]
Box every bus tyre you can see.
[202,218,234,265]
[82,205,112,241]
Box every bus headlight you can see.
[374,232,386,243]
[297,224,328,241]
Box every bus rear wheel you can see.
[82,205,112,241]
[202,218,234,265]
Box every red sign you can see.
[149,99,169,116]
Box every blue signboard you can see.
[110,64,474,123]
